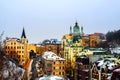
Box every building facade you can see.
[42,39,61,56]
[4,28,29,66]
[61,22,86,78]
[74,55,90,80]
[42,51,66,78]
[28,44,46,54]
[28,44,37,53]
[89,33,106,48]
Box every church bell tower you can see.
[21,27,28,44]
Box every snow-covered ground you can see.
[0,56,24,80]
[96,58,117,70]
[110,47,120,54]
[38,75,64,80]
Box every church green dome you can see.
[73,22,80,34]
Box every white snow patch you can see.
[39,75,64,80]
[42,51,65,60]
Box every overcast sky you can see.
[0,0,120,43]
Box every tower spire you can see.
[69,26,72,36]
[70,26,72,34]
[81,26,84,34]
[75,20,78,26]
[21,27,26,38]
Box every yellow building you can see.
[61,22,89,79]
[28,44,46,54]
[61,22,85,69]
[28,44,37,53]
[4,28,29,66]
[82,35,90,46]
[36,45,45,54]
[89,33,106,48]
[89,34,99,47]
[63,39,83,69]
[42,51,66,78]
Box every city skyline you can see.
[0,0,120,43]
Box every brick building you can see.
[74,55,90,80]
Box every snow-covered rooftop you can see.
[42,51,65,60]
[113,68,120,72]
[39,75,64,80]
[96,58,117,70]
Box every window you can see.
[62,72,64,75]
[85,78,88,80]
[8,46,9,49]
[85,72,89,75]
[47,63,52,67]
[22,59,24,62]
[14,42,16,45]
[53,72,55,75]
[54,62,55,64]
[17,46,20,49]
[59,72,61,75]
[63,67,64,69]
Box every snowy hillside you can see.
[0,50,24,80]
